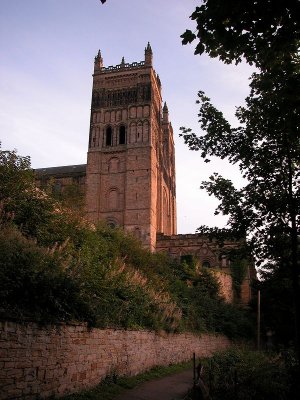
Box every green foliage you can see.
[0,226,94,324]
[180,46,300,354]
[196,225,245,243]
[47,178,85,212]
[0,144,33,200]
[180,0,300,358]
[230,258,247,300]
[201,347,299,400]
[0,143,35,225]
[181,0,300,68]
[0,145,253,337]
[180,78,300,268]
[257,263,295,347]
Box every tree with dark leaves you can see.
[181,0,300,69]
[180,0,300,360]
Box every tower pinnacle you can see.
[144,42,153,66]
[94,49,103,71]
[163,102,169,123]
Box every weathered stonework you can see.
[156,233,236,268]
[156,233,254,304]
[36,45,176,251]
[35,165,86,195]
[0,321,230,400]
[35,45,254,303]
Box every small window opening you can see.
[202,260,211,268]
[119,125,126,144]
[106,127,112,146]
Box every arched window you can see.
[137,122,142,142]
[107,218,118,229]
[134,227,141,239]
[106,127,112,146]
[202,260,211,268]
[108,189,119,210]
[119,125,126,145]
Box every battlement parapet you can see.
[97,60,146,74]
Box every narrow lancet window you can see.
[106,127,112,146]
[119,125,126,145]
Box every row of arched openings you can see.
[106,125,126,146]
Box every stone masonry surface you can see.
[0,320,230,400]
[34,47,254,303]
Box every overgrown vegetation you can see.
[49,179,85,212]
[0,144,252,337]
[199,347,299,400]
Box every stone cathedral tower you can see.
[85,44,177,250]
[35,45,253,303]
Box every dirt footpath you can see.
[114,368,193,400]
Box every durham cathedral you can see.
[35,44,254,304]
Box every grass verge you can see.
[61,361,192,400]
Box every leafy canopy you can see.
[180,0,300,356]
[180,57,300,265]
[181,0,300,68]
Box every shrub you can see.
[201,347,298,400]
[0,226,94,324]
[0,145,254,337]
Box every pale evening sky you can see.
[0,0,254,233]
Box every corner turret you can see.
[144,42,153,67]
[94,49,103,72]
[156,74,161,89]
[163,102,169,123]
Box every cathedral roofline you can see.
[35,164,86,177]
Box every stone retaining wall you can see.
[0,321,230,399]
